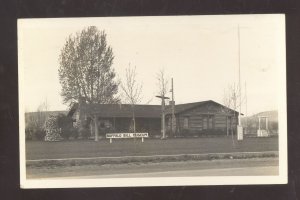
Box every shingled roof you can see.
[80,103,162,118]
[165,100,240,115]
[71,100,239,118]
[165,100,210,115]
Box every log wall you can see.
[174,102,238,135]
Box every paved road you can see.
[57,166,278,179]
[28,157,279,179]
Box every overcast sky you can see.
[18,14,285,115]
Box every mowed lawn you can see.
[26,137,278,160]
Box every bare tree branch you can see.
[120,64,143,133]
[156,69,169,97]
[222,83,241,145]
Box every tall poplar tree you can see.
[58,26,119,105]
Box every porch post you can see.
[113,117,116,130]
[90,122,93,136]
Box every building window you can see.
[208,115,214,129]
[183,117,189,129]
[227,116,232,129]
[203,115,214,130]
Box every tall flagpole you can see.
[237,24,243,141]
[238,24,242,126]
[245,81,248,134]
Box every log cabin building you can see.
[68,100,239,138]
[165,100,239,136]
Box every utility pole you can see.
[238,24,242,126]
[170,78,175,136]
[156,95,170,139]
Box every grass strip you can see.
[26,151,278,169]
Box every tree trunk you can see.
[162,99,166,139]
[132,106,136,133]
[94,117,98,141]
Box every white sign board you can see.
[106,133,149,139]
[237,125,243,140]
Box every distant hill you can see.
[250,110,278,122]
